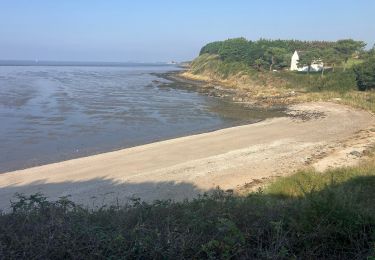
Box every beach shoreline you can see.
[0,101,374,211]
[0,67,286,173]
[158,70,299,109]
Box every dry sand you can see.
[0,102,374,210]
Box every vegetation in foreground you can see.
[1,158,374,259]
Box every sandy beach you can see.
[0,102,374,210]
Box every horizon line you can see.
[0,59,183,67]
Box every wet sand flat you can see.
[0,102,374,210]
[0,65,283,172]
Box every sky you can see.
[0,0,374,62]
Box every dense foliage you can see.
[1,161,374,259]
[197,38,375,94]
[354,56,375,91]
[191,53,358,93]
[199,38,366,72]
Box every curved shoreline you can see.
[0,69,285,173]
[0,102,374,210]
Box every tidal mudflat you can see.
[0,64,283,172]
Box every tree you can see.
[254,58,266,71]
[353,58,375,91]
[218,38,251,63]
[334,39,366,71]
[321,48,341,73]
[297,50,320,74]
[362,44,375,60]
[370,44,375,57]
[200,41,223,55]
[266,47,288,71]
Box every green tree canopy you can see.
[320,48,342,72]
[217,38,251,63]
[199,38,368,72]
[334,39,366,70]
[265,47,289,71]
[297,50,321,73]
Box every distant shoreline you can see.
[155,70,289,111]
[0,60,178,67]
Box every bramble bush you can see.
[1,161,374,259]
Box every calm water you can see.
[0,64,283,172]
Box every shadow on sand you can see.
[0,177,213,211]
[0,174,374,259]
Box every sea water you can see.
[0,63,283,172]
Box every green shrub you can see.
[354,58,375,91]
[0,162,374,259]
[274,70,357,93]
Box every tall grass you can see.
[276,70,357,93]
[1,160,374,259]
[190,54,255,79]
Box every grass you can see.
[0,159,374,259]
[190,54,256,80]
[297,90,375,114]
[275,70,357,93]
[276,70,375,113]
[188,54,375,113]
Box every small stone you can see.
[349,151,362,157]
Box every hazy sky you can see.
[0,0,374,62]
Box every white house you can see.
[290,50,324,72]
